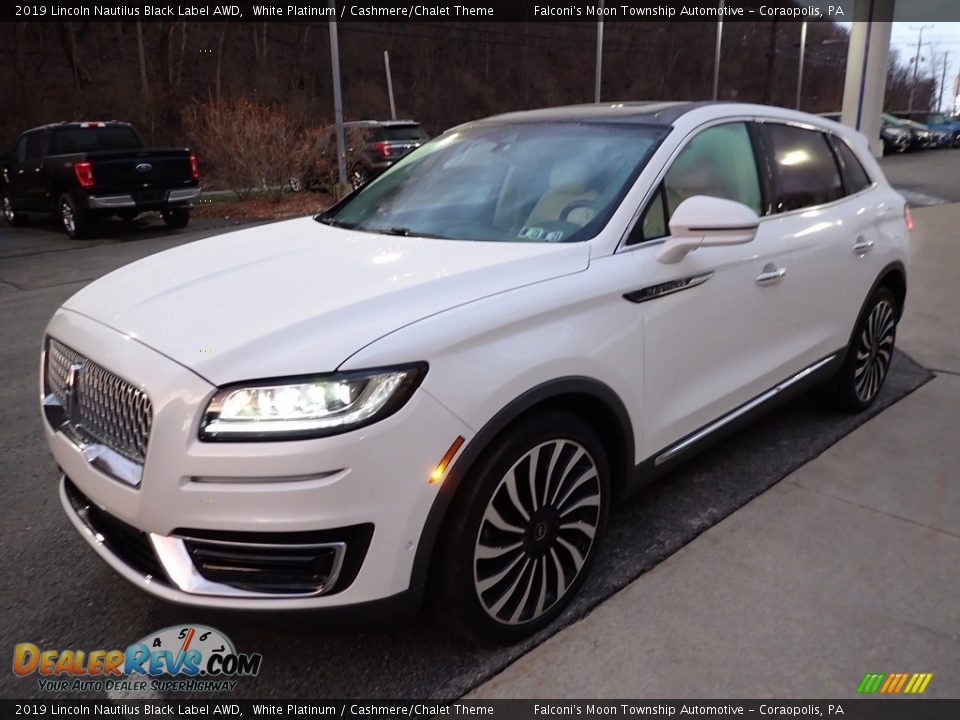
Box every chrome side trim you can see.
[654,354,838,467]
[623,271,714,304]
[150,534,346,599]
[167,187,201,202]
[87,194,136,209]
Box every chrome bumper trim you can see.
[151,534,346,599]
[167,187,201,202]
[87,194,136,209]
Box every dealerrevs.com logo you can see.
[13,625,262,693]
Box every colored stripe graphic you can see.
[857,672,933,694]
[857,673,886,694]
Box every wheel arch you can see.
[408,376,635,592]
[874,261,907,321]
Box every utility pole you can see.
[713,0,725,101]
[384,51,397,120]
[795,21,807,109]
[328,2,347,190]
[907,25,933,112]
[594,0,604,103]
[938,51,949,113]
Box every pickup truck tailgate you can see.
[86,149,193,190]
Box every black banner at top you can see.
[6,0,952,24]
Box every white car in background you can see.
[42,102,909,643]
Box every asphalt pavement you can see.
[0,151,951,700]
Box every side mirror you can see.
[655,195,760,264]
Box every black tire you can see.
[432,411,611,645]
[58,193,91,239]
[349,165,370,190]
[161,207,190,229]
[2,193,28,227]
[826,286,899,413]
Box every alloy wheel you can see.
[854,299,895,403]
[2,196,13,223]
[473,439,602,626]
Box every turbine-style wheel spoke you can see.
[474,438,602,626]
[853,299,896,403]
[481,503,525,535]
[503,467,531,522]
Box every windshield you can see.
[323,122,667,243]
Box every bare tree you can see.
[135,22,149,99]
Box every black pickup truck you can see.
[1,121,200,238]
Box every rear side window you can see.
[49,127,143,154]
[24,132,45,160]
[833,139,872,194]
[381,125,430,142]
[764,124,843,212]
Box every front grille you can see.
[46,338,153,464]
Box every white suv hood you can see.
[62,217,590,385]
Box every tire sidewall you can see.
[835,286,898,412]
[59,194,83,239]
[433,411,611,644]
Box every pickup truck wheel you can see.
[59,194,90,239]
[161,207,190,229]
[2,195,28,227]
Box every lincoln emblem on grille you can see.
[64,362,83,420]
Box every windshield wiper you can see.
[314,216,359,230]
[382,227,451,240]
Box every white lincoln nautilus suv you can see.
[42,103,909,643]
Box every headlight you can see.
[199,363,427,441]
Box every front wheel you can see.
[2,194,28,227]
[828,287,899,412]
[433,412,610,644]
[161,207,190,229]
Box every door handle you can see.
[852,237,874,256]
[756,264,787,286]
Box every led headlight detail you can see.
[199,364,427,441]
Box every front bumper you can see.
[44,309,472,610]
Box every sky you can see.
[835,20,960,113]
[889,22,960,111]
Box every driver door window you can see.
[630,122,762,244]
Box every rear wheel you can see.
[2,194,28,227]
[828,287,898,412]
[59,194,91,239]
[433,412,610,644]
[161,207,190,229]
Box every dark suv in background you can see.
[290,120,429,193]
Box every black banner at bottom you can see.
[2,699,959,720]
